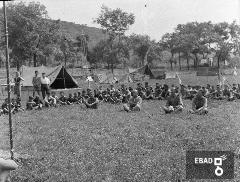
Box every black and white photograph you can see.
[0,0,240,181]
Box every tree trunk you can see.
[174,61,177,68]
[194,54,198,69]
[170,52,174,70]
[111,63,114,73]
[178,52,181,70]
[217,56,220,68]
[187,56,190,70]
[170,61,173,70]
[16,61,20,71]
[33,53,37,67]
[45,56,47,66]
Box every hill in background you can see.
[60,21,106,49]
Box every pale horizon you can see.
[4,0,240,41]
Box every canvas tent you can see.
[165,71,177,79]
[127,67,137,74]
[99,74,118,84]
[130,64,154,79]
[118,74,133,83]
[21,65,78,89]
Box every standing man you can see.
[40,72,50,99]
[32,71,41,97]
[13,71,24,98]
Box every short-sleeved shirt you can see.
[41,77,50,85]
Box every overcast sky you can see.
[9,0,240,41]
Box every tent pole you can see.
[63,66,66,89]
[3,1,14,160]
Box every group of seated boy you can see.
[1,82,239,116]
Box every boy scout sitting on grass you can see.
[82,91,99,109]
[222,85,235,101]
[189,89,208,114]
[11,98,24,114]
[1,98,14,114]
[58,91,70,105]
[145,86,154,100]
[73,92,81,104]
[154,83,163,100]
[212,85,224,100]
[123,90,142,112]
[26,96,37,110]
[162,88,183,114]
[44,93,57,107]
[66,93,75,105]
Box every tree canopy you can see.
[1,1,61,69]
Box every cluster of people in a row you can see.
[2,81,240,116]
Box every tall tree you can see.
[59,33,76,67]
[2,1,60,70]
[95,5,135,72]
[127,34,151,66]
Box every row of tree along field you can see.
[1,1,240,72]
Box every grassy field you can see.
[1,97,240,181]
[1,68,240,181]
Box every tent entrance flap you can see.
[49,66,78,89]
